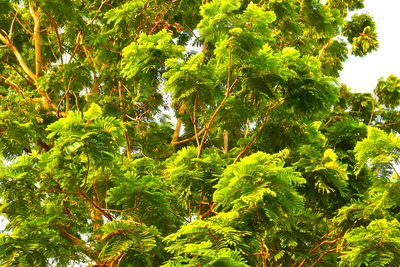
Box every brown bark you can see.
[298,238,339,267]
[0,30,36,81]
[200,202,217,218]
[118,81,132,159]
[79,189,114,221]
[171,104,186,145]
[223,130,229,154]
[92,190,104,241]
[368,100,375,125]
[318,39,333,60]
[59,228,98,260]
[197,40,237,158]
[233,100,281,164]
[171,127,206,145]
[29,5,42,78]
[0,24,56,109]
[383,121,400,127]
[198,186,205,218]
[191,97,200,147]
[90,75,100,95]
[196,77,238,158]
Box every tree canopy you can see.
[0,0,399,266]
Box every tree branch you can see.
[79,189,114,221]
[119,81,132,159]
[68,31,83,64]
[171,103,186,145]
[298,238,339,267]
[223,130,229,154]
[197,77,238,157]
[197,40,238,157]
[383,121,400,127]
[233,100,281,164]
[9,10,33,35]
[200,202,217,218]
[57,76,75,117]
[0,28,56,109]
[5,62,34,86]
[29,4,42,78]
[42,9,64,64]
[368,100,375,125]
[0,29,36,81]
[59,227,98,260]
[318,39,333,60]
[171,127,206,145]
[0,74,26,96]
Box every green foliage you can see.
[163,212,250,267]
[47,103,125,164]
[295,122,348,196]
[106,158,180,234]
[214,150,305,218]
[0,0,396,266]
[122,30,184,97]
[163,53,217,105]
[165,147,227,214]
[354,127,399,178]
[339,219,400,267]
[99,221,161,266]
[327,0,364,12]
[344,13,379,56]
[374,74,400,108]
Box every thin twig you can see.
[119,81,132,159]
[198,185,205,218]
[68,31,83,64]
[57,76,76,117]
[79,189,114,221]
[88,0,109,25]
[298,238,339,267]
[233,100,281,164]
[5,62,34,86]
[58,228,97,259]
[368,100,375,125]
[0,29,36,81]
[318,39,333,60]
[9,10,33,34]
[8,7,22,38]
[198,39,236,157]
[187,96,201,148]
[41,189,80,195]
[43,9,64,64]
[197,77,238,157]
[383,121,400,127]
[171,127,206,145]
[200,202,217,218]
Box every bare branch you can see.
[88,0,109,25]
[197,77,238,157]
[171,103,186,145]
[234,100,282,164]
[171,127,206,145]
[0,29,36,81]
[79,189,114,221]
[119,81,132,159]
[29,4,42,78]
[9,10,33,35]
[58,228,98,260]
[197,40,238,157]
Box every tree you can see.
[0,0,398,266]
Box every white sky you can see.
[339,0,400,93]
